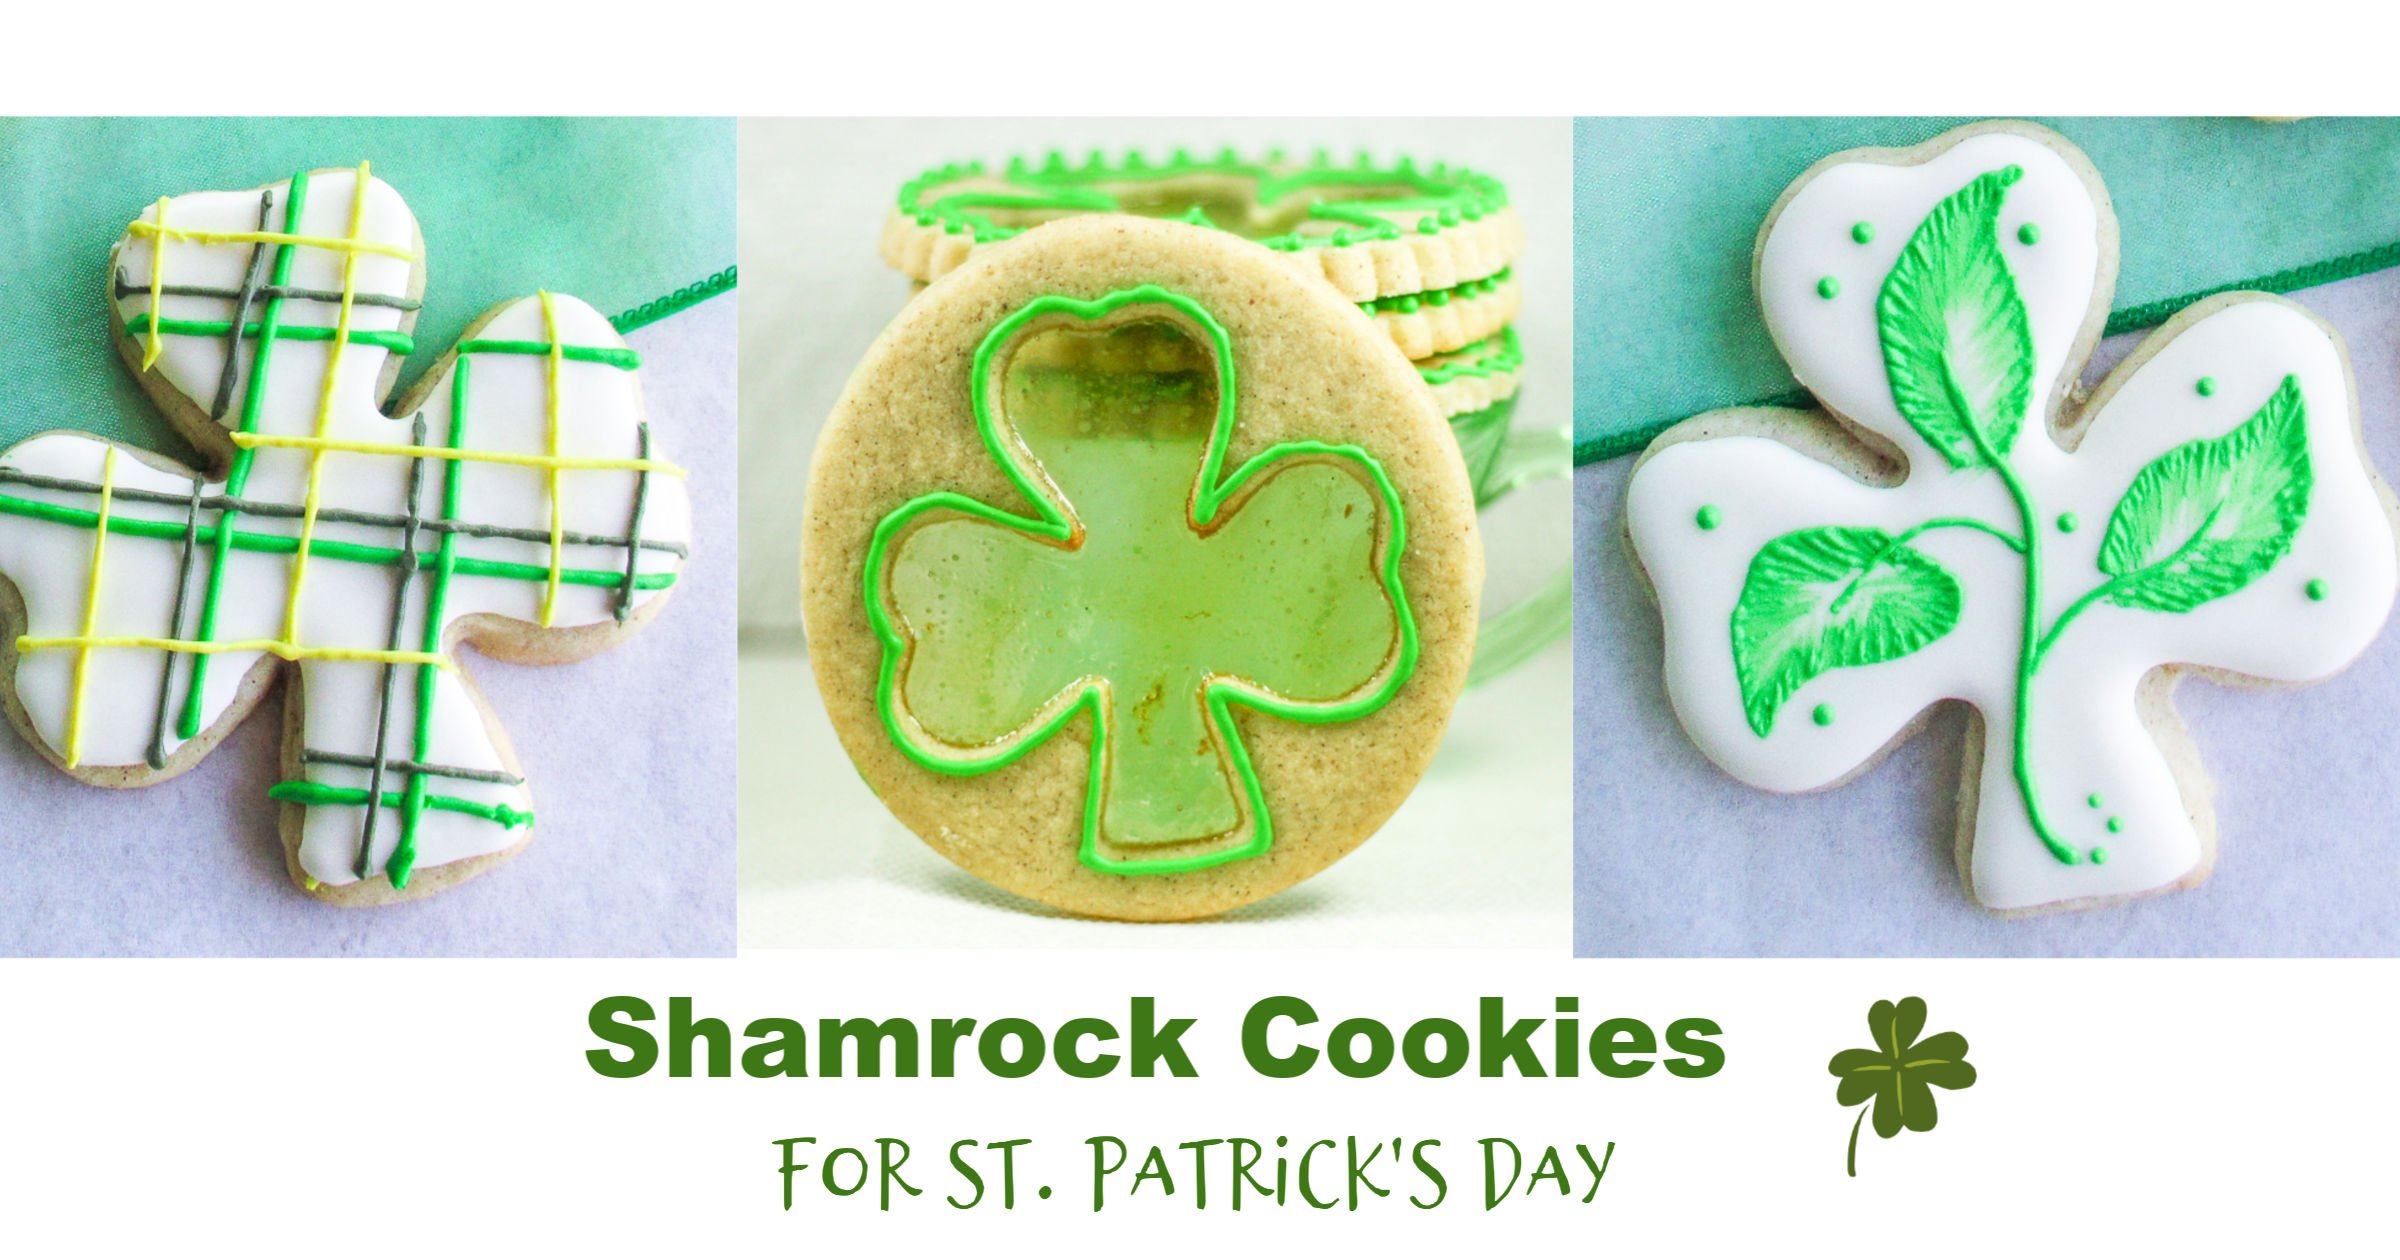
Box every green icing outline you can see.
[861,284,1420,876]
[896,148,1510,252]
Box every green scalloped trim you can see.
[1418,327,1524,386]
[610,265,737,334]
[897,148,1510,252]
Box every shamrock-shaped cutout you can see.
[0,165,691,899]
[866,286,1416,874]
[1626,124,2398,912]
[1828,996,1976,1177]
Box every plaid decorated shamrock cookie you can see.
[0,165,693,905]
[806,214,1482,921]
[1622,121,2400,913]
[882,149,1524,360]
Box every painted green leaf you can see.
[1877,166,2036,469]
[1730,526,1963,737]
[2098,374,2312,613]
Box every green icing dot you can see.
[1696,505,1722,531]
[1850,221,1875,244]
[2086,793,2102,809]
[2056,512,2078,534]
[2089,846,2109,865]
[2196,376,2217,397]
[2106,817,2124,835]
[1812,703,1834,727]
[2017,222,2041,246]
[2307,578,2329,601]
[1816,276,1841,300]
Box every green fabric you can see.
[1574,117,2400,460]
[0,117,735,463]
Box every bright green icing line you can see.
[0,492,673,592]
[2056,512,2078,533]
[2197,376,2217,397]
[1851,222,1875,244]
[1416,326,1523,386]
[454,338,641,370]
[180,168,311,741]
[896,148,1510,252]
[1358,266,1512,316]
[2017,223,2041,246]
[1811,703,1833,727]
[124,313,414,356]
[268,780,532,829]
[1816,276,1840,300]
[862,285,1418,876]
[2307,578,2329,601]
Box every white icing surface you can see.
[1625,127,2399,911]
[0,169,691,889]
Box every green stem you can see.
[1847,1105,1868,1178]
[1946,367,2081,866]
[2034,502,2226,668]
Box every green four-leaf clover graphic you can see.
[1829,996,1977,1177]
[863,285,1418,876]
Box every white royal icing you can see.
[0,167,691,891]
[1625,125,2398,911]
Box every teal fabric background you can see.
[1573,117,2400,459]
[0,117,735,462]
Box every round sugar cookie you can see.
[805,214,1482,921]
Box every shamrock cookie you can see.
[1622,121,2399,914]
[883,150,1524,360]
[0,165,692,904]
[806,214,1482,920]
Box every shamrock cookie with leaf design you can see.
[1624,121,2399,913]
[806,214,1481,920]
[0,165,692,904]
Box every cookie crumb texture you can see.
[805,216,1481,920]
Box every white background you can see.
[8,1,2400,1252]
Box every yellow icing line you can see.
[17,635,453,672]
[228,432,687,477]
[62,448,118,767]
[140,198,170,371]
[125,224,417,262]
[539,290,565,628]
[280,162,373,646]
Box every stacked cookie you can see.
[879,148,1528,499]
